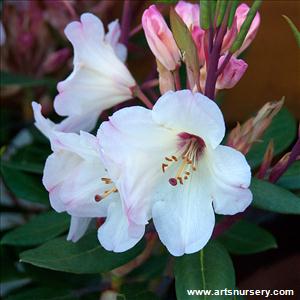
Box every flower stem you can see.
[120,0,134,46]
[134,86,154,109]
[141,78,159,90]
[173,68,181,91]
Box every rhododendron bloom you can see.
[54,13,136,132]
[99,90,252,256]
[142,5,181,71]
[32,102,144,251]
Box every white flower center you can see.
[162,132,206,186]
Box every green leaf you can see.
[5,287,73,300]
[199,1,211,30]
[228,1,240,28]
[20,231,145,274]
[175,240,235,300]
[283,15,300,47]
[1,211,70,246]
[218,220,277,255]
[1,165,49,205]
[120,283,159,300]
[170,7,200,85]
[1,71,55,88]
[216,0,229,27]
[251,177,300,214]
[2,144,51,174]
[230,0,262,53]
[277,161,300,190]
[246,108,297,169]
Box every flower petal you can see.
[152,90,225,148]
[98,200,145,252]
[67,216,92,242]
[209,145,252,215]
[152,172,215,256]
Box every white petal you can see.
[67,216,92,242]
[152,90,225,148]
[152,171,215,256]
[98,200,145,252]
[209,145,252,215]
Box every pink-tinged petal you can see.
[191,26,206,65]
[222,18,238,54]
[142,5,181,71]
[105,20,127,62]
[175,0,200,29]
[216,56,248,90]
[235,4,260,56]
[152,171,215,256]
[54,13,135,131]
[67,216,92,242]
[55,111,100,133]
[152,90,225,148]
[32,102,55,139]
[43,152,81,197]
[98,200,145,252]
[209,145,252,215]
[54,67,132,117]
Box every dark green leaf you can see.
[120,283,159,300]
[228,1,240,28]
[1,211,70,246]
[251,177,300,214]
[175,240,235,299]
[1,165,49,205]
[246,108,297,169]
[1,71,55,88]
[20,231,145,274]
[3,144,51,174]
[218,220,277,254]
[277,161,300,190]
[200,1,211,30]
[283,15,300,47]
[5,287,73,300]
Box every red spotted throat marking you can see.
[94,177,117,202]
[162,134,205,186]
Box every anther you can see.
[165,157,172,162]
[162,163,168,173]
[169,178,177,186]
[172,155,178,161]
[177,177,183,184]
[94,194,102,202]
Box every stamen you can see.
[163,133,206,187]
[94,187,118,202]
[101,177,112,184]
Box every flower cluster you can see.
[32,2,258,256]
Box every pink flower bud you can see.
[142,5,180,71]
[175,0,200,29]
[175,1,206,65]
[216,55,248,90]
[42,48,71,74]
[235,4,260,56]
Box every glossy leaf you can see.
[1,71,55,88]
[251,177,300,214]
[5,287,73,300]
[246,108,297,169]
[218,220,277,254]
[1,165,49,205]
[283,15,300,47]
[277,161,300,190]
[1,211,70,246]
[175,240,235,300]
[20,231,145,274]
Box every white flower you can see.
[98,90,252,256]
[32,102,144,251]
[54,13,136,132]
